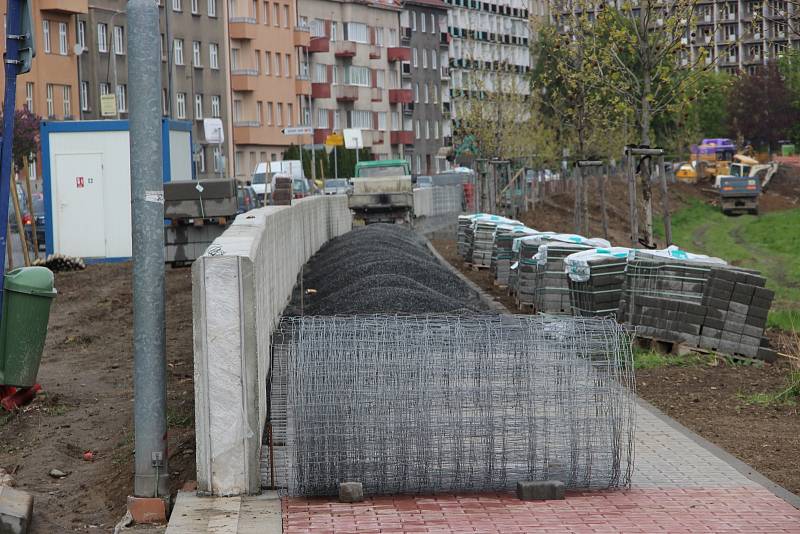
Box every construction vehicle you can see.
[348,159,413,225]
[690,138,736,180]
[715,155,779,216]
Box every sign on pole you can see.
[343,128,363,150]
[282,126,313,136]
[325,132,344,147]
[100,94,117,117]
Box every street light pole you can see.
[128,0,169,499]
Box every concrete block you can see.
[339,482,364,503]
[747,306,769,321]
[517,480,566,501]
[757,347,778,363]
[742,324,764,339]
[736,343,759,358]
[127,496,167,525]
[0,487,33,534]
[706,297,729,311]
[699,336,719,350]
[728,301,749,315]
[752,286,775,300]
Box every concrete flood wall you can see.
[413,185,463,218]
[192,196,352,496]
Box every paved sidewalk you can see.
[283,400,800,533]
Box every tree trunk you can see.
[599,171,609,241]
[639,71,655,248]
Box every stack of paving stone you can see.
[699,268,775,361]
[491,225,537,287]
[532,238,610,314]
[513,237,544,308]
[457,215,473,258]
[471,219,500,268]
[565,248,631,318]
[622,295,708,346]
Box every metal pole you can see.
[0,0,24,309]
[334,145,338,179]
[658,155,672,245]
[128,0,169,498]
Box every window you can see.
[114,26,125,55]
[377,70,385,89]
[424,83,429,103]
[415,119,420,139]
[43,21,51,54]
[80,81,89,111]
[375,27,384,46]
[174,39,184,65]
[391,111,399,130]
[333,110,341,130]
[283,4,289,28]
[350,110,372,129]
[25,83,33,111]
[211,95,221,117]
[28,157,36,181]
[274,53,281,76]
[287,103,293,125]
[422,48,427,68]
[173,0,182,11]
[162,89,169,115]
[284,54,290,77]
[412,12,417,31]
[196,147,206,174]
[267,102,274,125]
[313,62,326,82]
[317,108,329,128]
[412,48,418,67]
[62,86,71,116]
[276,102,283,126]
[434,120,439,139]
[414,83,419,103]
[310,18,324,37]
[431,13,436,33]
[193,41,202,67]
[195,94,203,119]
[346,22,368,43]
[46,84,54,116]
[263,2,270,25]
[331,21,338,41]
[257,101,263,124]
[416,155,422,173]
[78,21,86,49]
[378,111,387,130]
[192,0,199,14]
[432,51,437,69]
[208,0,217,17]
[421,13,426,32]
[207,43,219,69]
[347,66,370,86]
[59,23,68,55]
[389,28,397,46]
[434,85,439,103]
[424,120,430,139]
[116,84,127,112]
[99,82,110,96]
[176,92,187,118]
[265,51,271,74]
[213,146,223,172]
[273,3,279,26]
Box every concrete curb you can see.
[425,230,800,511]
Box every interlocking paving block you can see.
[516,480,565,501]
[0,487,33,534]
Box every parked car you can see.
[24,191,46,251]
[236,185,259,213]
[323,179,350,195]
[416,175,433,188]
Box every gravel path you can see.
[285,224,490,315]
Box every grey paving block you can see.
[516,480,565,501]
[728,301,750,315]
[0,487,33,534]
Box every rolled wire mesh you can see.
[274,314,636,497]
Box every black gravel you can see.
[285,224,489,315]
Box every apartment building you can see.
[400,0,452,174]
[686,0,799,75]
[228,0,312,180]
[444,0,531,107]
[300,0,409,162]
[77,0,232,180]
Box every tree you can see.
[686,70,732,139]
[0,108,41,171]
[727,62,798,151]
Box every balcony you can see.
[389,88,412,104]
[369,46,382,59]
[309,36,330,53]
[294,27,310,48]
[335,85,359,102]
[295,77,311,95]
[230,19,258,40]
[314,128,332,145]
[370,88,382,102]
[311,82,331,99]
[440,66,450,79]
[40,0,87,13]
[334,41,357,57]
[390,130,414,145]
[231,69,259,91]
[370,130,385,145]
[388,47,412,62]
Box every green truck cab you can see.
[349,159,414,225]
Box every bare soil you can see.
[0,263,195,533]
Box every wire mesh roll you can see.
[275,314,636,497]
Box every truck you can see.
[348,159,413,225]
[715,155,779,216]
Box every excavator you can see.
[715,154,779,216]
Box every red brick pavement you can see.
[283,487,800,533]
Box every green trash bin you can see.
[0,267,57,387]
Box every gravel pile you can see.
[287,224,489,315]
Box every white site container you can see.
[41,119,193,260]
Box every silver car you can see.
[323,179,350,195]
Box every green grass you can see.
[739,370,800,406]
[633,348,711,369]
[657,200,800,332]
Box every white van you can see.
[250,160,306,204]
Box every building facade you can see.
[300,0,411,166]
[77,0,232,180]
[228,0,312,181]
[400,0,452,174]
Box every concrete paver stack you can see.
[565,248,631,318]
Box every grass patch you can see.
[633,348,711,369]
[658,201,800,330]
[167,406,193,428]
[739,371,800,406]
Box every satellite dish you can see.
[73,44,85,56]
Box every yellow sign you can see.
[100,94,117,117]
[325,132,344,147]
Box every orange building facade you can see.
[228,0,311,181]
